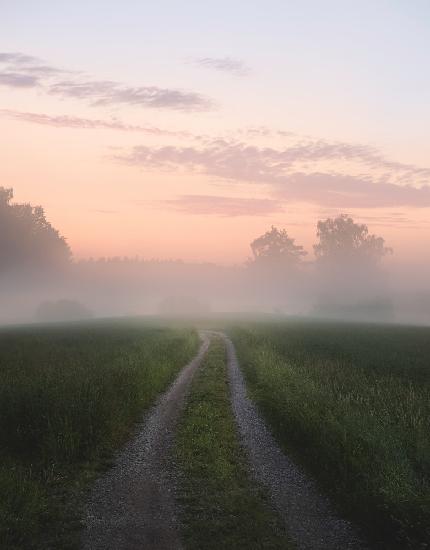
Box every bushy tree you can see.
[312,215,393,317]
[314,214,391,266]
[250,226,307,268]
[0,187,71,273]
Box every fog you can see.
[1,187,430,326]
[3,259,430,327]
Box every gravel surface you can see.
[222,332,369,550]
[81,332,210,550]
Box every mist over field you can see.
[1,186,429,326]
[1,3,430,329]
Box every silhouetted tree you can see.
[312,215,393,320]
[247,226,307,312]
[0,187,71,273]
[314,214,391,266]
[249,226,307,269]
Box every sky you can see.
[2,1,430,264]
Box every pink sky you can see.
[2,2,430,265]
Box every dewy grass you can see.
[229,320,430,549]
[175,335,292,550]
[0,319,198,549]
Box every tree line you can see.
[0,186,392,274]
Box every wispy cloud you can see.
[0,52,42,65]
[48,79,211,110]
[0,51,213,112]
[0,52,65,87]
[0,73,39,87]
[116,139,430,208]
[193,57,251,76]
[273,172,430,209]
[117,139,428,174]
[0,109,191,136]
[159,195,284,216]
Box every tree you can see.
[249,226,307,269]
[313,214,391,266]
[0,187,71,273]
[312,214,393,318]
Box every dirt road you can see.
[81,332,210,550]
[222,332,369,550]
[82,330,369,550]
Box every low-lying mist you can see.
[3,260,429,326]
[1,187,429,326]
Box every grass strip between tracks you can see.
[175,335,292,549]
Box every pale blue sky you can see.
[3,1,430,146]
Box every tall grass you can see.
[0,319,198,549]
[230,321,430,549]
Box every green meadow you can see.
[230,320,430,549]
[0,319,198,549]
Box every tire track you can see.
[81,332,210,550]
[222,332,369,550]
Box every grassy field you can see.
[0,319,198,549]
[229,320,430,549]
[175,335,292,549]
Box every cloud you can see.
[48,80,211,111]
[116,140,430,208]
[0,73,39,87]
[159,195,284,216]
[116,139,415,173]
[0,51,213,111]
[0,53,41,65]
[0,109,190,136]
[237,127,296,139]
[0,52,65,88]
[273,172,430,208]
[116,139,429,180]
[193,57,251,76]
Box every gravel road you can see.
[81,332,210,550]
[222,332,369,550]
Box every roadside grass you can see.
[0,319,198,549]
[175,335,292,549]
[230,321,430,549]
